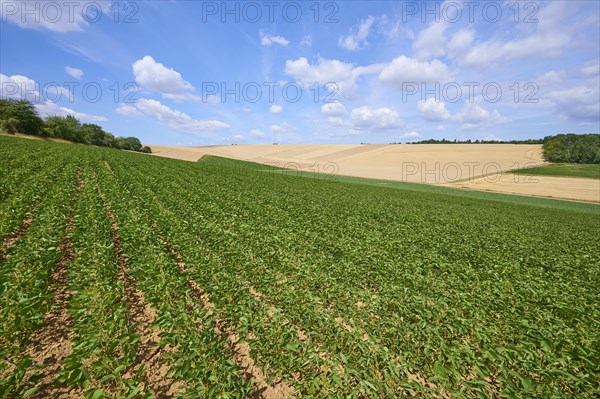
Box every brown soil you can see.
[98,187,183,397]
[1,204,39,259]
[157,236,296,399]
[22,173,84,399]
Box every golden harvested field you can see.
[149,144,600,203]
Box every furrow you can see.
[24,172,85,398]
[156,232,297,399]
[98,187,183,398]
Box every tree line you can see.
[0,98,151,153]
[542,134,599,164]
[400,138,545,144]
[394,134,599,164]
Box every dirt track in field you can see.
[99,185,184,398]
[148,144,599,203]
[23,173,83,399]
[1,202,39,259]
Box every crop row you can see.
[1,136,598,398]
[0,151,79,397]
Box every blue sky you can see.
[1,0,598,145]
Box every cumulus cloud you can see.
[132,56,198,102]
[479,134,502,142]
[269,104,283,114]
[285,57,353,85]
[401,131,421,139]
[447,29,475,59]
[0,73,103,120]
[413,21,448,60]
[114,104,140,116]
[115,99,230,133]
[455,102,509,130]
[339,16,377,50]
[284,56,382,99]
[270,123,295,133]
[260,31,289,46]
[250,129,268,138]
[546,87,600,122]
[417,99,451,122]
[36,101,107,122]
[379,56,451,86]
[321,102,347,116]
[326,117,345,126]
[65,66,84,80]
[350,106,400,130]
[1,73,40,101]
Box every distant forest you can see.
[0,98,151,153]
[403,138,544,144]
[397,134,599,164]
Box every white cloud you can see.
[1,72,79,114]
[1,73,39,101]
[447,29,475,59]
[115,104,140,116]
[581,60,600,77]
[250,129,267,138]
[326,117,344,126]
[339,16,377,50]
[458,2,589,68]
[546,86,600,121]
[269,104,283,114]
[132,56,197,102]
[285,57,354,85]
[401,131,421,139]
[350,106,400,130]
[417,99,451,122]
[65,66,84,80]
[379,56,451,86]
[260,31,289,46]
[36,101,107,122]
[413,21,448,60]
[284,57,380,99]
[321,102,347,116]
[116,99,230,133]
[270,123,295,133]
[479,134,502,142]
[535,70,566,89]
[205,95,220,105]
[455,102,509,130]
[0,1,108,33]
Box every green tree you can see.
[44,115,81,142]
[80,123,106,146]
[121,137,142,151]
[543,134,600,164]
[0,117,19,134]
[0,99,44,135]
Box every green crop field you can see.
[1,135,599,399]
[511,163,600,180]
